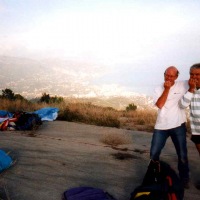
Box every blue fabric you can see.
[33,107,59,121]
[0,150,13,173]
[0,107,59,122]
[0,110,13,118]
[150,123,189,181]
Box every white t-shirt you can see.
[154,80,188,130]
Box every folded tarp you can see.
[0,110,13,123]
[0,110,13,118]
[33,107,59,121]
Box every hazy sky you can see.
[0,0,200,96]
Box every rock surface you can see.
[0,121,200,200]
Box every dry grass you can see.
[120,109,157,132]
[0,99,49,112]
[57,102,121,128]
[1,98,192,134]
[100,131,132,147]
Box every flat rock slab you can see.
[0,121,200,200]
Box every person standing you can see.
[179,63,200,189]
[150,66,190,188]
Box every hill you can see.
[0,56,153,110]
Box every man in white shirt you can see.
[150,66,190,188]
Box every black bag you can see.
[15,112,42,130]
[130,160,184,200]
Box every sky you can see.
[0,0,200,97]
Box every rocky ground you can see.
[0,120,200,200]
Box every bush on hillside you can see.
[40,93,64,104]
[0,88,28,102]
[126,103,137,111]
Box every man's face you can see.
[190,68,200,87]
[164,70,178,84]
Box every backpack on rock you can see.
[130,160,184,200]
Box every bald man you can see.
[150,66,190,188]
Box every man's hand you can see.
[156,81,171,109]
[164,81,173,89]
[188,78,197,93]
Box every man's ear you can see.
[175,75,178,80]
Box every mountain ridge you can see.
[0,55,154,109]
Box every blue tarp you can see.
[0,110,13,118]
[34,107,59,121]
[0,107,59,121]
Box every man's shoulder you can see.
[175,80,188,89]
[175,80,187,84]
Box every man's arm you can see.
[179,92,193,109]
[155,81,172,109]
[179,78,195,109]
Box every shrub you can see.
[100,132,131,147]
[126,103,137,111]
[39,93,64,104]
[1,88,15,100]
[57,106,84,122]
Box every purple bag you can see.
[63,186,116,200]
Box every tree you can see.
[50,96,64,104]
[39,93,64,104]
[40,93,51,103]
[15,94,27,101]
[2,88,15,100]
[126,103,137,111]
